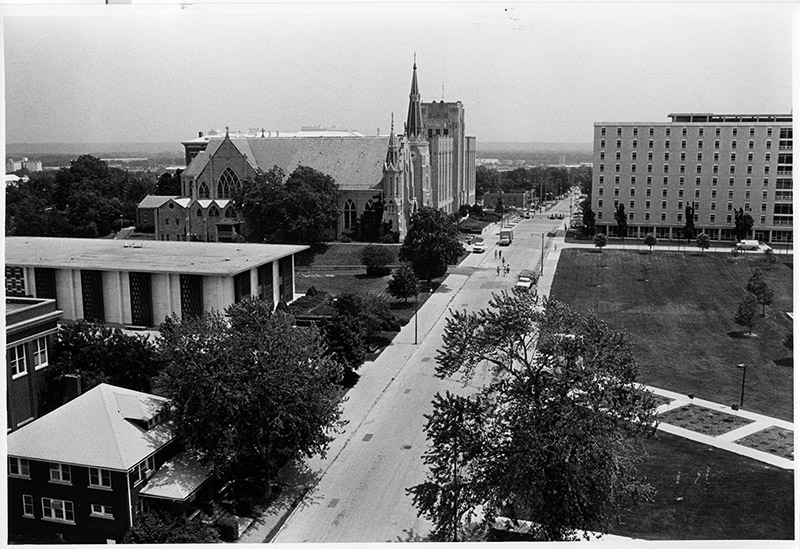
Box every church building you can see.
[139,61,476,242]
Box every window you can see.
[42,498,74,523]
[599,164,604,172]
[631,164,637,173]
[715,128,721,137]
[616,127,622,137]
[198,181,210,199]
[629,200,635,210]
[633,128,639,136]
[680,165,685,174]
[765,152,771,162]
[747,153,753,162]
[677,213,682,222]
[682,128,687,137]
[681,140,687,149]
[648,140,654,148]
[762,190,768,200]
[343,199,357,230]
[745,202,751,211]
[615,151,621,161]
[712,177,718,186]
[711,190,717,199]
[696,177,701,185]
[732,128,738,137]
[746,178,752,187]
[662,189,668,198]
[615,164,620,173]
[677,201,683,211]
[710,201,716,210]
[767,128,773,137]
[764,165,770,174]
[749,128,755,137]
[680,152,686,162]
[665,140,670,149]
[601,127,606,136]
[714,140,720,149]
[730,165,735,174]
[713,165,718,174]
[745,190,750,199]
[91,504,114,519]
[134,499,148,517]
[22,495,34,518]
[614,187,620,196]
[647,176,652,186]
[748,140,754,150]
[727,214,732,223]
[766,140,772,149]
[616,140,621,148]
[133,456,156,485]
[661,201,667,210]
[599,152,605,160]
[663,164,669,173]
[600,140,605,148]
[9,457,30,478]
[32,337,48,370]
[661,213,666,222]
[649,127,654,136]
[632,151,637,161]
[89,468,111,488]
[49,463,71,484]
[729,177,735,186]
[697,152,703,162]
[666,128,671,137]
[645,200,651,209]
[730,153,736,162]
[760,215,766,224]
[698,140,704,149]
[633,140,638,148]
[728,190,734,199]
[664,152,670,161]
[679,176,685,185]
[216,168,239,199]
[597,199,603,208]
[645,213,650,221]
[746,165,753,174]
[598,175,604,185]
[615,176,620,184]
[630,188,635,197]
[678,189,684,198]
[646,188,652,197]
[710,214,716,223]
[631,176,637,185]
[731,140,737,149]
[699,128,704,137]
[8,344,27,378]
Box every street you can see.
[270,197,574,543]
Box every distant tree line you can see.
[476,165,591,203]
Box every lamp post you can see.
[737,363,747,407]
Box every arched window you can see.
[198,181,210,199]
[208,205,220,218]
[343,199,357,230]
[224,208,233,218]
[196,208,203,217]
[217,168,239,199]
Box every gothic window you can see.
[217,168,239,199]
[224,208,234,218]
[198,181,210,199]
[208,206,220,218]
[344,199,357,230]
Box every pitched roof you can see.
[138,451,212,501]
[138,195,181,208]
[7,384,172,471]
[186,136,389,191]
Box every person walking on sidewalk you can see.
[498,250,502,260]
[497,265,500,276]
[494,250,497,259]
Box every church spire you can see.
[405,57,423,139]
[385,113,399,167]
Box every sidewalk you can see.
[237,273,471,543]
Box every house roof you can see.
[7,384,172,471]
[138,451,212,501]
[138,195,181,208]
[5,237,307,277]
[185,136,389,191]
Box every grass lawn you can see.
[295,243,400,267]
[736,426,794,460]
[550,249,793,421]
[610,432,795,540]
[658,405,753,436]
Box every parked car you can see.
[515,276,533,292]
[472,239,486,253]
[735,240,761,251]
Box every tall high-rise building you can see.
[591,113,792,244]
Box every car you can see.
[472,240,486,253]
[735,240,761,251]
[515,276,533,292]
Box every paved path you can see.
[237,197,793,543]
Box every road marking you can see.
[402,445,412,450]
[421,357,431,362]
[362,433,373,442]
[403,389,411,394]
[327,499,339,508]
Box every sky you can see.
[2,2,795,145]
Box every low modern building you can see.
[7,383,212,543]
[5,237,306,328]
[592,113,792,243]
[6,297,62,432]
[483,190,534,210]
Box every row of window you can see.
[21,496,113,523]
[593,210,777,226]
[599,175,782,188]
[601,126,779,137]
[599,163,774,176]
[603,187,772,201]
[10,458,111,488]
[163,205,235,226]
[601,151,774,163]
[598,199,764,212]
[8,337,49,379]
[599,139,783,151]
[192,167,241,199]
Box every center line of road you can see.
[362,433,374,442]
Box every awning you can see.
[138,452,213,502]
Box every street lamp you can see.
[737,363,747,407]
[414,286,433,345]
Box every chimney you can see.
[63,374,82,403]
[199,131,204,138]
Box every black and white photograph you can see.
[3,1,795,546]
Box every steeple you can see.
[405,57,424,139]
[385,113,399,168]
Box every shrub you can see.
[361,244,395,276]
[340,234,352,243]
[380,231,398,244]
[216,516,239,542]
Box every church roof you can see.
[7,384,172,471]
[138,195,180,208]
[187,136,389,191]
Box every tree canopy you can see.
[643,233,657,253]
[734,292,760,335]
[360,244,395,276]
[734,208,754,241]
[233,165,340,245]
[409,293,658,541]
[696,232,710,255]
[593,232,607,251]
[387,263,419,302]
[153,170,183,196]
[41,321,160,413]
[324,292,399,370]
[683,205,695,241]
[157,298,345,485]
[614,204,627,239]
[581,201,596,236]
[399,207,464,282]
[745,268,774,316]
[123,510,220,543]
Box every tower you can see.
[405,59,431,209]
[382,114,406,237]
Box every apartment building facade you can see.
[591,113,792,243]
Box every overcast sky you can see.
[2,2,795,145]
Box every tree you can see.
[614,204,627,240]
[734,292,760,335]
[642,233,657,253]
[494,198,505,214]
[763,248,777,270]
[123,510,220,543]
[475,166,500,198]
[399,207,464,282]
[41,321,159,413]
[410,293,658,541]
[153,170,183,196]
[157,299,344,487]
[360,244,395,276]
[734,208,754,242]
[324,292,399,370]
[593,232,607,252]
[683,205,695,242]
[745,268,774,316]
[233,165,340,245]
[387,263,419,303]
[696,232,710,255]
[581,201,596,236]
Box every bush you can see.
[361,244,395,276]
[340,234,352,243]
[380,231,399,244]
[216,516,239,542]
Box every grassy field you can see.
[550,249,793,420]
[610,432,794,540]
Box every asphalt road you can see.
[271,197,575,543]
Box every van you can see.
[499,228,514,246]
[736,240,760,251]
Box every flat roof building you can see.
[5,237,307,328]
[591,113,792,243]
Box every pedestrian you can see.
[498,250,502,259]
[494,250,497,259]
[501,257,505,265]
[496,265,500,276]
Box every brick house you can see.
[7,384,212,543]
